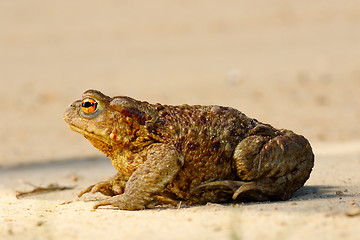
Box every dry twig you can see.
[16,181,75,199]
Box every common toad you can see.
[64,90,314,210]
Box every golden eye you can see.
[81,98,98,114]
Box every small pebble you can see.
[345,207,360,217]
[335,191,344,196]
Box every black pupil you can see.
[82,101,96,108]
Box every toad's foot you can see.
[189,178,298,203]
[78,181,123,197]
[93,194,180,210]
[78,173,127,197]
[93,194,147,210]
[189,180,289,203]
[189,180,245,204]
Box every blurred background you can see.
[1,0,360,166]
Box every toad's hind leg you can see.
[232,130,314,201]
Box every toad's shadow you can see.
[291,185,349,200]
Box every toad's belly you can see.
[165,154,237,200]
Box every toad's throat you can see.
[67,124,112,146]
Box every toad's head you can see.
[64,90,153,158]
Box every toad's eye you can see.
[81,98,98,114]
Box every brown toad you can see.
[64,90,314,210]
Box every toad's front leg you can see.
[94,144,184,210]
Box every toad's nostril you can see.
[69,100,82,108]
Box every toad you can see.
[64,90,314,210]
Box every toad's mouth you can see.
[66,123,112,146]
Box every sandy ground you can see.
[1,1,360,239]
[0,152,359,240]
